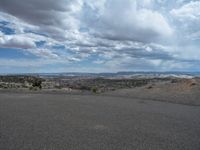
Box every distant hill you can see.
[1,72,200,78]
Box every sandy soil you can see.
[105,78,200,106]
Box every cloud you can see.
[170,1,200,21]
[0,34,36,49]
[170,1,200,40]
[26,49,59,59]
[83,0,173,43]
[0,0,200,72]
[0,0,82,41]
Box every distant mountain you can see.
[36,72,200,78]
[1,72,200,78]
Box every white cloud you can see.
[169,1,200,59]
[84,0,173,42]
[26,49,59,59]
[170,1,200,39]
[170,1,200,21]
[0,34,36,49]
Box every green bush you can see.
[91,87,97,93]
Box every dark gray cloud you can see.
[0,0,74,26]
[0,0,81,41]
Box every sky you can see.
[0,0,200,73]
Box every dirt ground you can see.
[105,78,200,106]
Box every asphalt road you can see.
[0,92,200,150]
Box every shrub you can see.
[31,79,42,89]
[91,87,97,93]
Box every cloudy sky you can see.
[0,0,200,73]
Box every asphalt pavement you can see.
[0,93,200,150]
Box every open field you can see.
[1,91,200,150]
